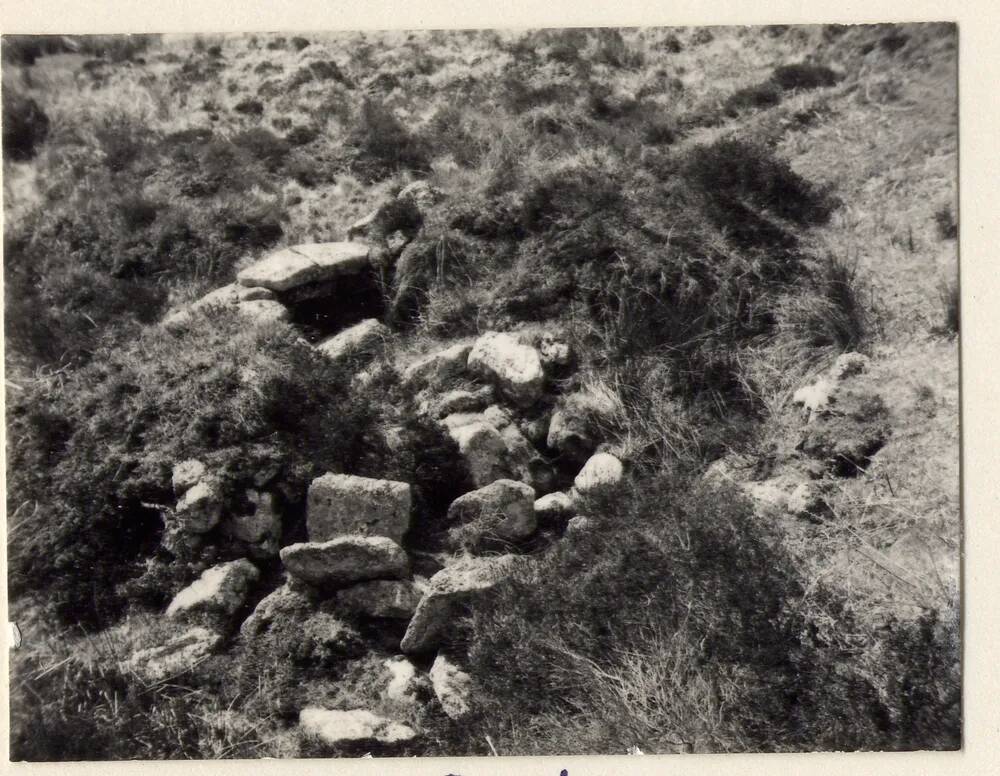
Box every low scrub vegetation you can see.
[4,24,959,760]
[451,475,959,753]
[6,312,372,624]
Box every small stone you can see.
[280,536,410,587]
[128,626,220,683]
[483,403,513,430]
[500,422,553,492]
[397,180,443,210]
[299,708,417,746]
[428,385,495,418]
[743,477,825,519]
[573,453,624,499]
[520,414,551,446]
[565,515,593,535]
[537,333,572,369]
[176,479,222,534]
[830,352,870,381]
[225,491,282,557]
[386,230,410,256]
[382,656,429,707]
[347,209,379,241]
[547,389,618,462]
[442,414,510,487]
[792,377,837,421]
[534,491,575,525]
[172,459,206,495]
[429,654,473,720]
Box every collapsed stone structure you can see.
[147,189,627,744]
[144,182,886,748]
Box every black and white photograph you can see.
[3,20,961,761]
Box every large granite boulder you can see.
[235,298,291,326]
[280,537,409,587]
[239,579,313,640]
[467,331,545,407]
[162,283,280,330]
[442,413,510,487]
[236,242,370,292]
[166,559,260,623]
[315,318,390,366]
[402,342,472,388]
[400,555,519,654]
[307,473,411,544]
[446,479,537,552]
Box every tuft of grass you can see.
[934,204,958,240]
[774,254,871,355]
[937,279,960,334]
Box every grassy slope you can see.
[783,26,959,616]
[4,24,959,758]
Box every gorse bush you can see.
[234,98,264,116]
[593,28,645,69]
[347,98,430,181]
[95,111,154,172]
[771,62,841,90]
[683,138,837,230]
[723,81,783,116]
[2,87,50,161]
[231,127,290,171]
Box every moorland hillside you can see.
[3,24,959,758]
